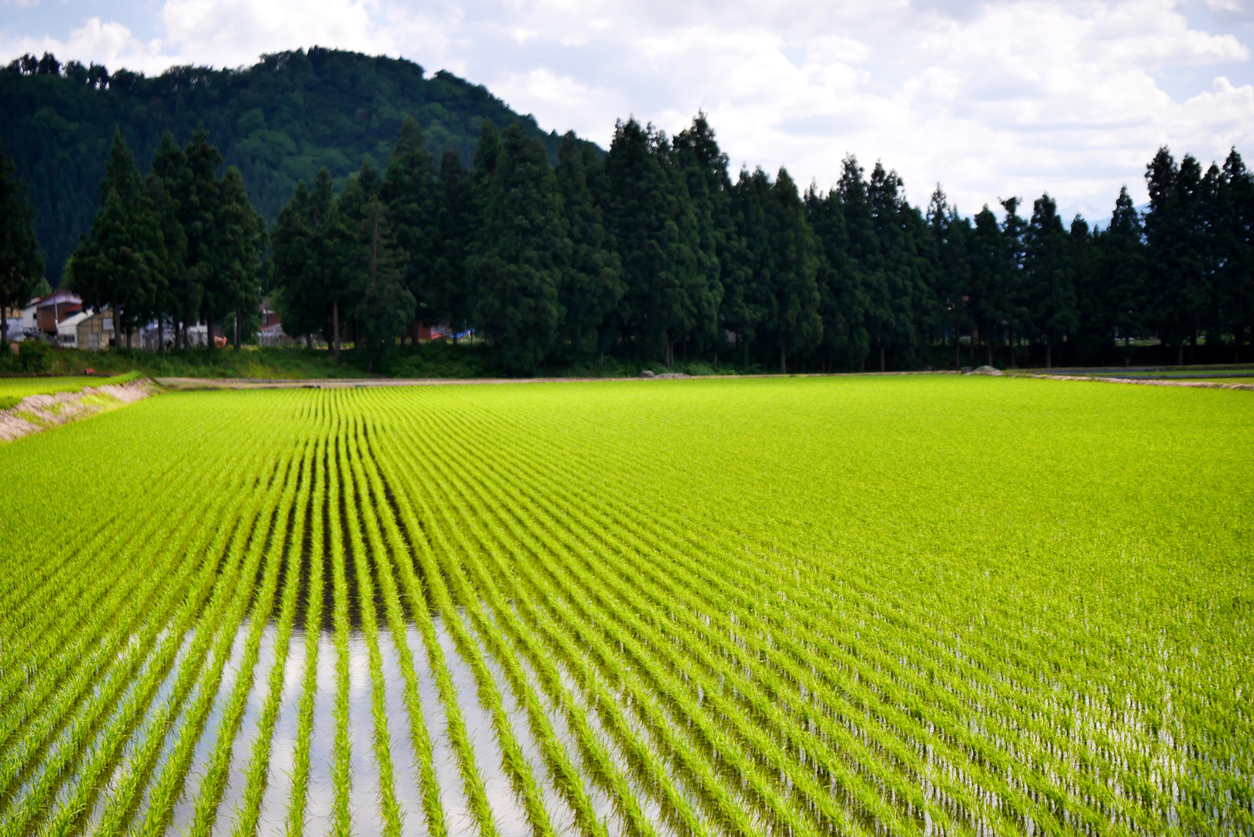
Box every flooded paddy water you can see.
[150,614,668,836]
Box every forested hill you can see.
[0,48,576,282]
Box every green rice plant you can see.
[338,415,403,837]
[3,377,1252,836]
[284,403,330,837]
[228,435,314,837]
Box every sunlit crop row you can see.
[1,376,1251,836]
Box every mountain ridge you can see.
[0,47,590,282]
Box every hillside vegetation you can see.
[0,48,576,281]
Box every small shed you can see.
[35,290,82,334]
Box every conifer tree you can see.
[148,132,195,347]
[432,148,475,340]
[0,145,43,344]
[927,185,973,369]
[604,118,703,366]
[730,167,772,365]
[765,168,822,372]
[1099,186,1147,363]
[355,195,414,370]
[1145,148,1210,364]
[1216,150,1254,360]
[555,132,622,361]
[806,184,869,371]
[968,205,1008,366]
[467,123,569,372]
[68,129,166,347]
[672,113,729,360]
[382,117,438,338]
[269,179,320,343]
[839,156,888,370]
[1023,194,1077,367]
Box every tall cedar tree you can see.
[806,184,870,371]
[1023,194,1078,367]
[1099,186,1147,361]
[764,168,823,372]
[382,117,438,338]
[731,168,773,364]
[354,195,415,370]
[269,179,319,343]
[433,148,475,338]
[145,135,189,349]
[1068,215,1103,364]
[554,132,623,361]
[838,156,887,370]
[671,113,727,359]
[1145,148,1210,363]
[1216,150,1254,359]
[467,123,570,373]
[68,129,166,346]
[0,145,43,343]
[868,163,918,371]
[968,204,1008,366]
[604,119,704,366]
[927,185,974,369]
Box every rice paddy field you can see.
[1,375,1252,837]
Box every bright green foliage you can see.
[1,375,1252,836]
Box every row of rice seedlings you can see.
[91,444,297,837]
[0,531,197,805]
[228,428,316,837]
[365,417,504,837]
[0,410,242,670]
[129,443,305,837]
[0,572,203,836]
[447,421,906,835]
[0,409,266,737]
[344,413,555,837]
[366,393,699,835]
[0,478,210,739]
[483,445,986,834]
[0,430,206,644]
[326,408,354,836]
[361,394,666,836]
[351,400,613,837]
[335,400,451,837]
[365,393,699,836]
[0,423,282,836]
[539,396,1203,798]
[285,402,330,837]
[489,391,1223,833]
[530,426,1086,833]
[398,396,820,834]
[428,462,821,836]
[433,390,1073,833]
[474,400,1086,832]
[337,415,403,836]
[182,435,315,837]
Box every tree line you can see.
[0,49,577,285]
[270,113,1254,372]
[3,112,1251,372]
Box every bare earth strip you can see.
[0,379,159,442]
[1031,373,1254,390]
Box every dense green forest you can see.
[0,48,576,282]
[3,49,1251,374]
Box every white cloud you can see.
[2,0,1251,221]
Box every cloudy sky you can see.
[3,0,1252,222]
